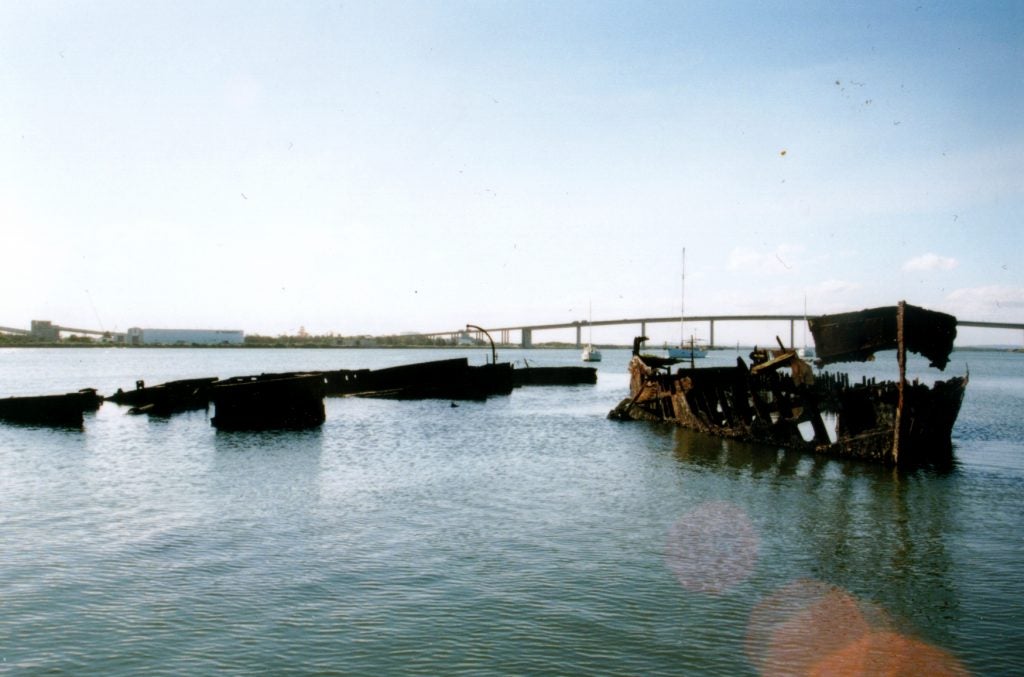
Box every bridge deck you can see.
[428,315,1024,349]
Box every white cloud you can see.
[945,286,1024,320]
[902,253,958,272]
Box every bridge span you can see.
[432,315,1024,349]
[0,320,123,341]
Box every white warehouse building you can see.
[127,327,245,346]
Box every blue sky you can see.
[2,1,1022,345]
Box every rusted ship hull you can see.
[0,389,103,427]
[511,365,597,386]
[211,373,326,431]
[325,358,483,399]
[609,356,967,465]
[609,302,968,466]
[324,358,515,400]
[107,377,218,415]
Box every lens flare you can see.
[810,631,971,677]
[664,501,759,594]
[746,579,970,676]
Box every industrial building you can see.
[31,320,61,341]
[126,327,244,346]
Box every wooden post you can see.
[892,301,907,465]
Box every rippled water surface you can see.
[1,347,1022,675]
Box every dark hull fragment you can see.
[329,358,481,399]
[108,377,219,416]
[609,302,968,467]
[0,389,102,427]
[609,357,967,466]
[325,359,515,400]
[211,373,326,431]
[512,366,597,386]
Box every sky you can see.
[2,1,1022,346]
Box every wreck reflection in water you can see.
[666,425,967,673]
[0,346,1019,675]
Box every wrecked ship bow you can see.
[608,302,968,466]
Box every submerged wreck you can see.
[324,327,520,401]
[107,377,219,416]
[609,302,968,466]
[324,358,515,400]
[211,372,327,431]
[0,388,102,427]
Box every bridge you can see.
[433,314,1024,349]
[5,315,1023,349]
[0,320,124,341]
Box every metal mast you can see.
[679,248,686,346]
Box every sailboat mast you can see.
[802,294,807,350]
[680,248,686,345]
[588,300,593,344]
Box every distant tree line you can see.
[0,333,101,346]
[0,331,492,348]
[0,334,35,346]
[242,333,476,348]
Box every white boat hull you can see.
[667,346,707,359]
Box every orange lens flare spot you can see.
[664,501,759,594]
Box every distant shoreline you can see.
[0,341,1019,353]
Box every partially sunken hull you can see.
[0,389,102,427]
[324,358,515,400]
[107,377,218,416]
[609,302,968,467]
[211,373,326,431]
[512,365,597,386]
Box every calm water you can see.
[1,346,1022,675]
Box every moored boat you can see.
[609,302,968,466]
[582,301,602,362]
[666,340,707,360]
[666,247,705,360]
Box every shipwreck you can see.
[0,388,102,428]
[107,377,219,416]
[211,372,327,431]
[608,302,968,466]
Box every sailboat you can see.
[667,248,707,360]
[581,301,602,362]
[797,294,816,358]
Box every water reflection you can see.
[664,501,759,594]
[666,426,969,673]
[745,578,969,676]
[210,428,326,515]
[670,426,805,477]
[212,426,325,454]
